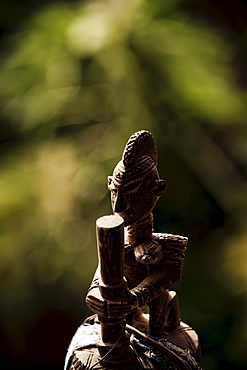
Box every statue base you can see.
[64,315,201,370]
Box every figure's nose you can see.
[113,187,128,213]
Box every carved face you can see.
[108,162,166,226]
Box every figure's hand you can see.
[107,290,139,318]
[86,286,107,316]
[86,286,138,318]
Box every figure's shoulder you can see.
[150,233,188,265]
[153,233,188,252]
[123,233,188,265]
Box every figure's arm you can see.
[130,235,187,306]
[86,272,138,317]
[86,261,181,317]
[131,261,182,306]
[86,236,186,317]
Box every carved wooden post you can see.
[96,214,132,363]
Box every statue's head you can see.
[108,130,167,226]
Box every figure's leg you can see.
[149,291,181,337]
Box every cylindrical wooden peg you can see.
[96,214,126,299]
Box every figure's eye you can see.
[124,181,142,193]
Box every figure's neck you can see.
[127,213,154,245]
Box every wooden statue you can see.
[64,130,201,369]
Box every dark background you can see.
[1,1,247,369]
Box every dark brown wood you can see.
[65,131,201,370]
[96,215,126,295]
[95,215,135,363]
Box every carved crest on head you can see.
[113,130,158,184]
[122,130,158,166]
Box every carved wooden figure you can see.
[64,131,201,369]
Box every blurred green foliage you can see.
[1,0,247,369]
